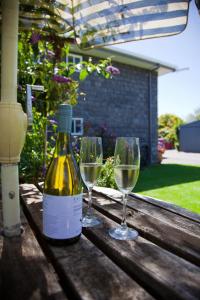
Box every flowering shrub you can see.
[18,31,120,182]
[18,31,120,110]
[157,138,165,163]
[158,114,184,149]
[158,138,165,154]
[105,65,120,76]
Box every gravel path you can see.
[161,150,200,166]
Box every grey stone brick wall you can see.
[73,56,158,164]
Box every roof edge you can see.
[180,120,200,127]
[70,45,176,76]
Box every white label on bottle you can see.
[43,193,82,239]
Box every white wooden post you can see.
[0,0,27,236]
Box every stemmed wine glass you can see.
[109,137,140,240]
[80,137,103,227]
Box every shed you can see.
[179,121,200,153]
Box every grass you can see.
[134,164,200,214]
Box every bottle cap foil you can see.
[57,104,72,133]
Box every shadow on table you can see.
[0,230,63,299]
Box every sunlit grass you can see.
[134,164,200,214]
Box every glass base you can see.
[109,226,138,240]
[82,215,102,228]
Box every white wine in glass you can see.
[80,137,103,227]
[109,137,140,240]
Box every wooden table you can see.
[1,183,200,300]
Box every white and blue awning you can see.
[17,0,194,49]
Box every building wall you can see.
[180,125,200,153]
[73,58,158,164]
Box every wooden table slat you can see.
[20,184,155,300]
[19,184,200,300]
[127,195,200,236]
[94,188,200,235]
[91,191,200,266]
[82,209,200,300]
[0,211,67,300]
[130,193,200,224]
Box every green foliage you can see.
[158,114,184,148]
[18,31,113,112]
[97,157,117,189]
[19,108,57,183]
[17,30,119,183]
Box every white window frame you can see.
[72,118,83,136]
[66,53,83,72]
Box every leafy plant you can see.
[18,30,120,183]
[97,157,117,189]
[19,108,57,183]
[18,31,118,112]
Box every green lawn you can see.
[134,164,200,214]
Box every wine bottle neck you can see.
[55,132,72,155]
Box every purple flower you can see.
[52,75,72,84]
[101,124,107,131]
[47,50,55,58]
[18,84,22,92]
[49,119,57,125]
[30,32,41,45]
[42,165,47,177]
[31,96,36,102]
[106,65,120,75]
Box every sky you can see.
[113,0,200,121]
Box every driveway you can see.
[162,150,200,166]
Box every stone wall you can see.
[73,57,158,164]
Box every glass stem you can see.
[86,187,93,217]
[121,193,128,230]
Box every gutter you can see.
[148,65,160,164]
[70,45,177,76]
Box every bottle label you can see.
[43,193,82,239]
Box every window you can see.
[66,53,82,72]
[66,54,82,64]
[72,118,83,136]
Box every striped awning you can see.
[195,0,200,12]
[18,0,191,49]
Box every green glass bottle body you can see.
[43,105,82,245]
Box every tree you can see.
[158,114,184,148]
[185,107,200,122]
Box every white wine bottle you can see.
[43,104,82,245]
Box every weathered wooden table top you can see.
[1,183,200,300]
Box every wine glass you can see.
[80,137,103,227]
[109,137,140,240]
